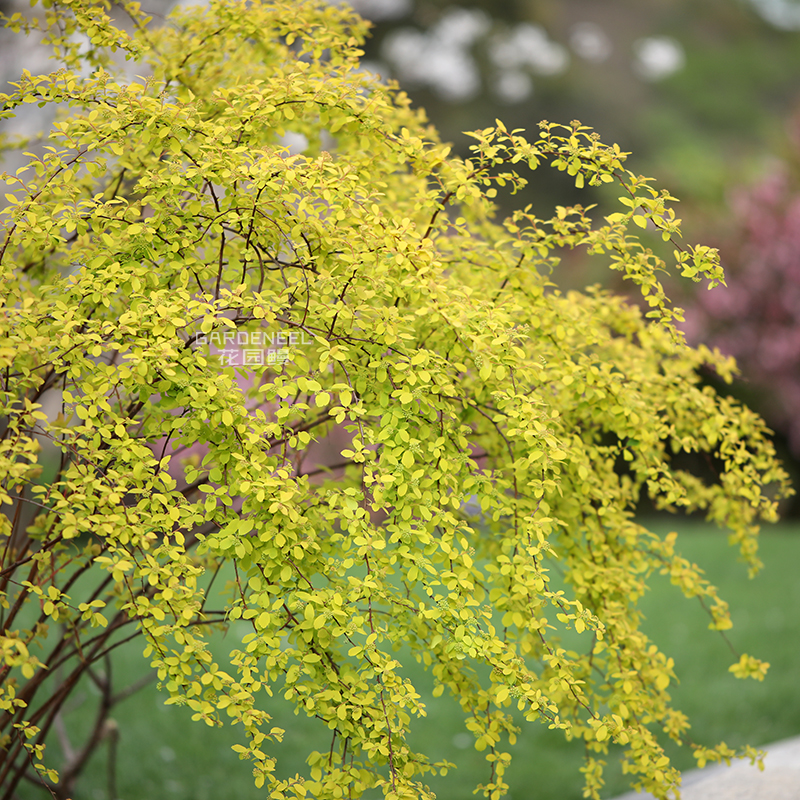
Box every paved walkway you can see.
[610,735,800,800]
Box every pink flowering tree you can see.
[682,164,800,464]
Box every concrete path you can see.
[610,735,800,799]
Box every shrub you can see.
[0,1,791,799]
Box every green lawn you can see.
[20,519,800,800]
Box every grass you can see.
[17,518,800,800]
